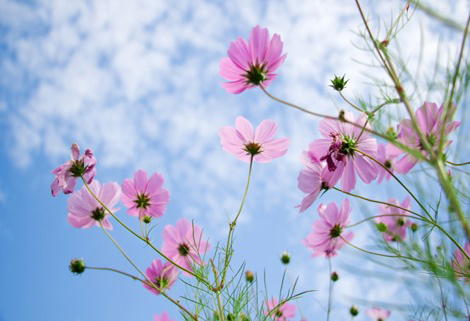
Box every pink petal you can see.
[341,160,356,192]
[254,119,278,144]
[235,116,254,141]
[133,169,148,195]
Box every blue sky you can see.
[1,1,469,320]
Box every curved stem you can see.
[446,160,470,167]
[346,213,422,229]
[339,91,363,113]
[86,266,145,282]
[161,292,198,321]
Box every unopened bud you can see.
[245,270,254,283]
[376,222,387,232]
[386,127,398,140]
[411,223,418,232]
[331,271,339,282]
[338,110,346,121]
[69,258,86,275]
[329,74,349,92]
[350,305,359,317]
[143,215,152,224]
[281,251,291,265]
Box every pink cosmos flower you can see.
[391,101,460,174]
[303,199,354,258]
[220,25,287,94]
[308,112,378,192]
[161,218,210,276]
[121,169,170,219]
[51,143,96,196]
[144,259,178,295]
[376,143,400,183]
[219,116,289,163]
[452,242,470,281]
[67,180,120,230]
[154,312,175,321]
[264,298,296,321]
[367,307,391,321]
[375,197,412,242]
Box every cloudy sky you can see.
[1,0,469,320]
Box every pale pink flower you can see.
[161,218,210,276]
[67,180,120,230]
[367,307,391,321]
[303,199,354,258]
[264,298,296,321]
[308,112,378,192]
[121,169,170,219]
[51,143,96,196]
[452,242,470,281]
[144,259,178,295]
[220,25,287,94]
[154,312,175,321]
[391,101,460,173]
[376,143,399,183]
[219,116,289,163]
[375,197,412,242]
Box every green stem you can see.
[210,259,225,321]
[339,91,363,113]
[86,266,145,282]
[326,258,333,321]
[447,160,470,167]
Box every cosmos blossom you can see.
[154,312,176,321]
[121,169,170,219]
[143,259,178,295]
[264,298,296,321]
[67,180,120,230]
[51,143,96,196]
[375,197,412,242]
[367,307,391,321]
[452,242,470,281]
[161,218,210,276]
[391,101,460,174]
[303,199,354,258]
[220,25,287,94]
[308,112,378,192]
[219,116,289,163]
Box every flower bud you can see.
[331,271,339,282]
[143,215,153,224]
[386,127,398,140]
[376,222,387,232]
[329,74,349,92]
[411,223,418,232]
[350,305,359,317]
[280,251,291,265]
[69,258,86,275]
[245,270,254,283]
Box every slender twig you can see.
[446,160,470,166]
[86,266,145,282]
[326,258,333,321]
[210,259,225,321]
[339,91,363,113]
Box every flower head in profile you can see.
[375,197,412,242]
[219,116,289,163]
[391,101,460,174]
[264,298,296,321]
[452,242,470,281]
[303,199,354,258]
[144,259,178,295]
[220,25,287,94]
[154,312,175,321]
[308,112,378,192]
[68,180,120,230]
[121,169,170,219]
[161,218,210,276]
[51,143,96,196]
[367,307,390,321]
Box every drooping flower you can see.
[154,312,176,321]
[375,197,412,242]
[452,242,470,281]
[144,259,178,295]
[220,25,287,94]
[51,143,96,196]
[376,143,400,183]
[121,169,170,219]
[219,116,289,163]
[391,101,460,174]
[67,180,120,230]
[303,199,354,258]
[308,112,378,192]
[161,218,210,276]
[367,307,391,321]
[264,298,296,321]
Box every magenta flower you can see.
[144,259,178,295]
[391,101,460,173]
[220,25,287,94]
[375,197,412,242]
[161,218,210,276]
[121,169,170,219]
[303,199,354,258]
[51,143,96,196]
[367,307,391,321]
[219,116,289,163]
[67,180,120,230]
[264,298,296,321]
[308,112,378,192]
[452,242,470,281]
[376,143,400,183]
[154,312,175,321]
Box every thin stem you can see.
[86,266,145,282]
[80,176,208,284]
[210,259,225,321]
[446,160,470,167]
[326,258,333,321]
[346,213,422,229]
[161,292,198,321]
[339,91,363,113]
